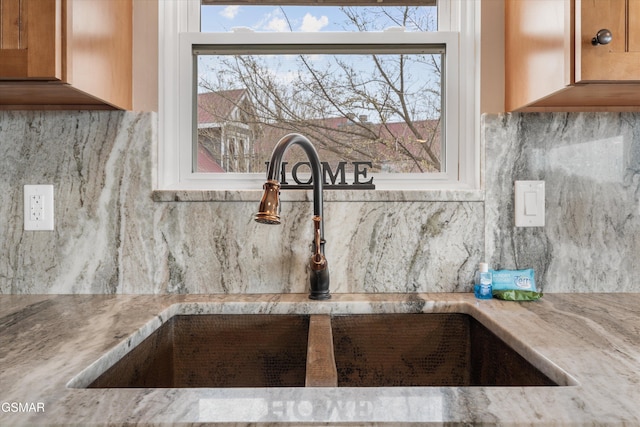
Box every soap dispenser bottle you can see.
[474,263,493,299]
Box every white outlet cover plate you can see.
[514,180,545,227]
[24,185,54,231]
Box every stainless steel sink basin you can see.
[77,311,563,389]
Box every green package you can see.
[492,289,543,301]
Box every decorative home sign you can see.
[266,161,375,189]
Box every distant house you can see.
[197,89,442,174]
[253,116,442,174]
[197,89,259,173]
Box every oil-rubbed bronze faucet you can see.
[255,134,330,300]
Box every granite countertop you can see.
[1,293,639,426]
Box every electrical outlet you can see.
[24,185,54,231]
[30,194,44,221]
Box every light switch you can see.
[515,181,545,227]
[524,191,537,216]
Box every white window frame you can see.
[158,1,480,192]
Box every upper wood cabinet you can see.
[0,0,132,110]
[505,0,640,112]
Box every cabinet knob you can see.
[591,29,612,46]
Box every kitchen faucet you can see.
[255,134,330,300]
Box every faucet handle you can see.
[310,216,327,271]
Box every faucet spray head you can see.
[255,180,281,225]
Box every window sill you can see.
[151,189,484,203]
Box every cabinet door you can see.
[631,0,640,52]
[504,0,572,111]
[0,0,62,79]
[577,0,640,82]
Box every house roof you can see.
[198,89,247,124]
[197,145,225,172]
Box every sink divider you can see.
[305,315,338,387]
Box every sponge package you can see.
[490,268,537,292]
[492,289,542,301]
[490,268,542,301]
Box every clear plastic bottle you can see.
[474,262,493,299]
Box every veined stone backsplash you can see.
[0,111,638,294]
[485,113,640,292]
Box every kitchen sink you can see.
[88,314,310,388]
[331,313,557,387]
[76,310,563,389]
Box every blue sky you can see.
[201,5,437,32]
[197,5,442,123]
[202,6,350,32]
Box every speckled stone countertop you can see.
[1,293,639,426]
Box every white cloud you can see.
[299,13,329,32]
[266,17,289,32]
[220,6,240,19]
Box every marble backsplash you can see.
[0,111,638,294]
[485,113,640,292]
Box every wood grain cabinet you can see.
[0,0,132,109]
[506,0,640,112]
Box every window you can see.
[158,1,480,192]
